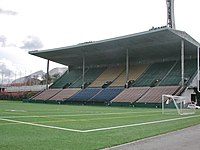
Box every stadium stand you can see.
[89,66,124,88]
[50,69,82,89]
[32,89,61,101]
[133,61,175,87]
[69,67,106,88]
[28,28,199,107]
[29,60,197,106]
[112,87,150,103]
[48,88,80,101]
[136,86,180,103]
[89,88,124,102]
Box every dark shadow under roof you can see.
[29,27,200,67]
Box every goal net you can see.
[162,94,195,115]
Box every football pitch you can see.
[0,101,200,150]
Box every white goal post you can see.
[162,94,195,115]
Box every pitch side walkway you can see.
[104,124,200,150]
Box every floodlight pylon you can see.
[166,0,176,29]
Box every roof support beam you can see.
[46,59,50,89]
[197,46,200,92]
[126,49,129,84]
[82,54,85,89]
[181,40,185,87]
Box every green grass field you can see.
[0,101,200,150]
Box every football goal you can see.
[162,94,195,115]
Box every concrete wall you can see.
[5,85,46,92]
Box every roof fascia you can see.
[29,27,170,55]
[169,28,200,47]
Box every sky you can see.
[0,0,200,83]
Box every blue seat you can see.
[68,88,101,101]
[90,88,123,102]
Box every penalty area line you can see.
[1,115,200,133]
[0,118,83,133]
[81,114,200,133]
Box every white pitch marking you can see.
[1,115,199,133]
[81,114,200,133]
[0,111,160,119]
[0,118,83,133]
[5,110,26,112]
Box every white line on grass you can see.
[0,118,83,133]
[81,114,200,133]
[1,115,200,133]
[0,111,160,119]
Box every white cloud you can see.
[0,46,44,72]
[0,46,66,76]
[20,35,43,50]
[0,8,17,15]
[0,58,15,71]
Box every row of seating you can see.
[68,88,123,102]
[32,89,61,100]
[159,59,197,86]
[49,89,80,101]
[32,86,180,104]
[133,86,180,103]
[133,61,174,87]
[30,59,197,105]
[113,87,150,103]
[70,67,107,88]
[50,59,197,89]
[50,64,149,89]
[50,69,82,89]
[159,61,181,86]
[68,88,101,101]
[89,66,125,87]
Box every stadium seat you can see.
[89,88,124,102]
[133,62,174,87]
[136,86,180,103]
[112,87,150,103]
[32,89,61,101]
[50,69,82,89]
[69,67,106,88]
[48,88,80,101]
[68,88,102,101]
[89,66,124,88]
[159,59,197,86]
